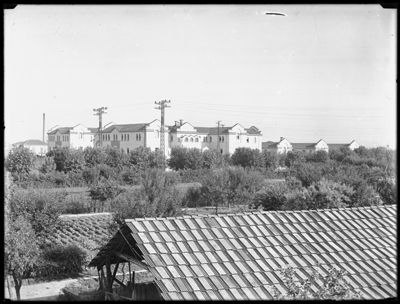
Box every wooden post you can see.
[100,267,107,291]
[110,260,120,290]
[105,256,112,293]
[98,269,103,291]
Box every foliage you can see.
[128,146,165,169]
[88,178,126,212]
[308,150,329,163]
[47,147,86,173]
[9,188,68,241]
[202,149,229,169]
[5,146,37,176]
[83,146,107,168]
[250,182,289,211]
[38,156,57,174]
[34,244,88,278]
[273,265,361,300]
[285,150,306,167]
[103,146,129,169]
[283,178,355,210]
[230,147,264,168]
[82,166,101,185]
[196,167,264,211]
[111,169,184,226]
[168,146,204,170]
[289,162,328,188]
[262,150,280,170]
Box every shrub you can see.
[47,147,86,173]
[34,244,87,278]
[308,150,329,163]
[250,182,289,211]
[104,146,129,169]
[168,146,204,170]
[262,150,280,170]
[82,166,101,185]
[202,149,229,169]
[64,193,90,214]
[285,150,306,168]
[39,156,57,174]
[83,146,107,168]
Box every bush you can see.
[285,150,306,168]
[64,193,90,214]
[39,156,57,174]
[34,244,87,278]
[250,182,289,211]
[179,168,212,183]
[262,150,280,170]
[47,147,86,173]
[82,166,101,185]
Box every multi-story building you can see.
[168,121,262,154]
[47,124,97,151]
[96,119,166,154]
[262,137,293,154]
[12,139,48,156]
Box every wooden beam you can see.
[110,260,120,290]
[111,251,149,270]
[105,256,112,293]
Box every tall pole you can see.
[43,113,45,142]
[93,107,107,148]
[216,120,222,152]
[155,100,171,168]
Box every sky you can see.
[4,4,397,149]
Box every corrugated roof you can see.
[89,205,397,300]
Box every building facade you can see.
[328,140,359,151]
[168,122,262,154]
[47,124,97,151]
[95,119,167,154]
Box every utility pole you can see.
[93,107,107,148]
[216,121,224,152]
[155,100,171,168]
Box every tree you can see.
[38,156,57,174]
[88,178,126,212]
[83,147,107,167]
[5,146,37,176]
[309,150,329,163]
[103,146,129,170]
[274,264,361,300]
[168,147,203,170]
[250,182,289,211]
[283,178,355,210]
[5,170,40,300]
[202,149,228,169]
[231,147,263,168]
[46,147,86,173]
[285,150,306,168]
[262,150,280,170]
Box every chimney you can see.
[175,121,179,127]
[179,119,183,126]
[280,137,284,141]
[43,113,45,142]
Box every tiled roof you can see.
[47,127,73,135]
[89,205,397,300]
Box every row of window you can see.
[171,135,257,143]
[102,133,144,141]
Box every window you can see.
[222,136,224,143]
[171,135,173,142]
[246,137,249,143]
[190,138,193,142]
[219,136,221,142]
[103,135,105,141]
[127,134,129,141]
[79,132,83,139]
[127,148,130,153]
[210,136,212,142]
[136,134,141,141]
[155,130,160,138]
[236,134,240,140]
[195,138,199,142]
[220,149,223,154]
[184,138,188,142]
[254,137,257,143]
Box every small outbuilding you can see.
[89,205,397,300]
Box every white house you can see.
[47,124,97,151]
[262,137,293,154]
[168,121,262,155]
[328,140,360,151]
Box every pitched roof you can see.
[262,141,279,149]
[19,139,47,146]
[102,123,147,133]
[89,205,397,300]
[88,127,99,134]
[328,143,351,149]
[47,127,73,135]
[291,142,317,149]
